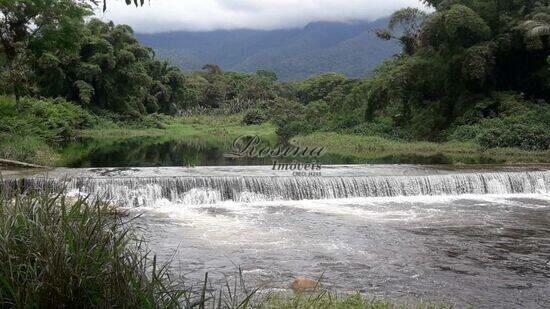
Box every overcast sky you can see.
[97,0,427,33]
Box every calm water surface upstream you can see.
[60,136,507,167]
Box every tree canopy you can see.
[363,0,549,142]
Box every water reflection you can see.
[60,136,505,167]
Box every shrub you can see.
[0,96,95,140]
[449,109,550,150]
[269,98,309,138]
[447,124,482,142]
[477,116,550,150]
[344,117,411,140]
[303,100,330,130]
[276,120,314,139]
[242,108,269,125]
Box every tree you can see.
[20,15,196,116]
[202,64,222,76]
[375,8,427,55]
[365,0,549,140]
[0,0,90,104]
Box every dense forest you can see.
[1,0,549,157]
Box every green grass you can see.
[292,132,550,164]
[80,114,276,140]
[260,293,448,309]
[0,134,60,166]
[0,186,188,308]
[80,115,549,165]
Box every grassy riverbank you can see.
[77,115,550,165]
[79,114,275,140]
[0,187,446,308]
[1,95,549,167]
[293,132,550,165]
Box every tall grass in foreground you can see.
[0,185,449,308]
[0,187,188,308]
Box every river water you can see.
[3,165,550,308]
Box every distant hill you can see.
[136,19,399,81]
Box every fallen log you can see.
[0,159,47,169]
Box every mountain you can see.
[136,19,399,81]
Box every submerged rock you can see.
[291,277,319,291]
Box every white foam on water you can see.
[137,202,290,247]
[10,170,550,208]
[179,188,221,205]
[127,193,550,248]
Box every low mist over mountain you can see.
[136,19,399,80]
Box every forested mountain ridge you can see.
[136,20,400,80]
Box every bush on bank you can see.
[0,95,95,140]
[0,95,97,165]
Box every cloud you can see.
[97,0,427,33]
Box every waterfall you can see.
[3,171,549,207]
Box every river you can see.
[4,165,550,307]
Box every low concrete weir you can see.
[3,167,549,207]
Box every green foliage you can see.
[0,96,95,140]
[0,188,187,308]
[377,7,427,55]
[269,98,310,139]
[448,93,550,150]
[344,117,411,140]
[0,95,96,165]
[0,0,91,102]
[35,18,194,116]
[358,0,549,147]
[293,73,348,104]
[262,292,450,309]
[519,3,550,47]
[450,106,550,151]
[1,0,548,155]
[477,116,550,150]
[422,4,492,50]
[0,0,196,116]
[0,134,59,165]
[242,108,269,125]
[256,70,278,82]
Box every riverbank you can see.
[74,114,550,166]
[1,95,549,166]
[292,132,550,164]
